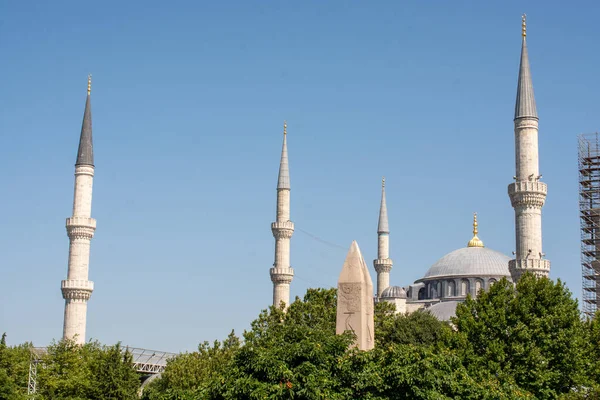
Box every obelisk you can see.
[336,241,374,350]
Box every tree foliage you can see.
[0,337,139,400]
[0,333,30,400]
[142,331,240,400]
[452,274,591,399]
[5,274,600,399]
[375,301,452,348]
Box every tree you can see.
[88,343,139,400]
[214,288,357,399]
[35,339,140,400]
[353,343,533,400]
[452,274,590,399]
[0,334,31,400]
[374,301,452,348]
[142,331,241,400]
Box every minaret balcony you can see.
[508,181,547,208]
[509,259,550,276]
[271,221,294,238]
[66,217,97,229]
[61,279,94,300]
[373,258,393,272]
[66,218,96,239]
[270,267,294,284]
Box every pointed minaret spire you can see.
[76,74,94,166]
[374,177,393,298]
[270,121,294,308]
[377,177,389,234]
[514,14,538,120]
[508,15,550,280]
[62,76,97,344]
[277,121,290,189]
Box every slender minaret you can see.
[373,177,393,298]
[61,75,96,344]
[270,121,294,308]
[508,15,550,281]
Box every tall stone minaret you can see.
[62,75,96,344]
[508,15,550,281]
[270,121,294,308]
[373,177,393,298]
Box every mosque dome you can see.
[418,213,512,280]
[422,247,511,279]
[381,285,407,299]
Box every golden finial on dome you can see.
[283,121,287,136]
[87,74,92,95]
[522,14,527,38]
[468,212,485,248]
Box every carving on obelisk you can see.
[336,241,374,350]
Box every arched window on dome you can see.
[461,279,470,296]
[488,278,497,287]
[475,279,484,294]
[430,282,437,299]
[447,280,456,297]
[418,287,425,300]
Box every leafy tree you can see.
[374,302,452,348]
[0,333,31,400]
[35,339,139,400]
[452,274,589,399]
[142,331,240,400]
[88,343,139,400]
[352,344,533,400]
[213,288,357,399]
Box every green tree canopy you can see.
[452,274,590,399]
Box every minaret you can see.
[373,177,393,298]
[270,121,294,308]
[508,15,550,281]
[61,75,96,344]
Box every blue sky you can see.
[1,0,599,352]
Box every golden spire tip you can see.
[521,14,527,38]
[468,212,484,248]
[283,120,287,136]
[87,74,92,95]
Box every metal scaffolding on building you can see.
[578,132,600,318]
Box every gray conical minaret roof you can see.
[377,177,389,233]
[514,15,538,120]
[277,122,290,189]
[76,75,94,166]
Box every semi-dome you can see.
[419,214,511,280]
[381,286,407,299]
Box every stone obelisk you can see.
[336,241,374,350]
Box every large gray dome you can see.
[422,247,511,279]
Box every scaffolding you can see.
[578,132,600,318]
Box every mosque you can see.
[269,14,550,321]
[59,15,550,345]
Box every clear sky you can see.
[1,0,599,352]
